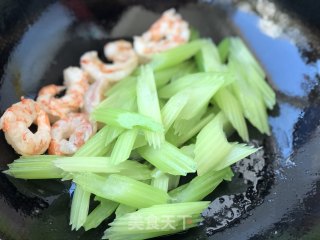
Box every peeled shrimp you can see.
[48,113,94,155]
[37,67,89,123]
[83,79,109,115]
[80,40,138,83]
[0,98,51,155]
[134,8,190,59]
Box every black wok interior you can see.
[1,0,320,239]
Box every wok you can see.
[0,0,320,239]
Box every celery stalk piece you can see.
[84,199,119,231]
[110,129,138,165]
[195,39,221,72]
[180,144,195,158]
[170,167,234,202]
[4,156,63,179]
[132,133,148,150]
[167,174,180,191]
[105,127,124,147]
[103,201,210,240]
[161,93,189,131]
[166,113,215,147]
[168,183,188,197]
[105,76,136,97]
[115,204,137,218]
[137,141,197,176]
[214,88,249,141]
[218,37,230,63]
[151,170,170,192]
[55,157,151,177]
[73,173,169,208]
[195,113,233,176]
[97,87,137,111]
[190,27,200,41]
[74,126,110,157]
[92,108,164,132]
[150,40,204,71]
[230,75,270,135]
[70,184,91,230]
[136,65,164,148]
[214,144,259,171]
[154,61,196,88]
[158,72,231,99]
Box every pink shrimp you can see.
[80,40,138,83]
[37,67,89,123]
[133,8,190,60]
[0,98,51,155]
[48,113,94,156]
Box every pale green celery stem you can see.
[167,174,180,191]
[217,37,230,63]
[151,171,170,192]
[166,113,215,147]
[110,129,138,165]
[70,184,91,230]
[115,204,137,218]
[195,39,221,72]
[84,200,118,231]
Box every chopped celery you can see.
[218,37,230,63]
[73,173,169,208]
[214,88,249,141]
[4,156,62,179]
[92,108,164,132]
[214,144,259,171]
[195,113,233,175]
[166,113,215,146]
[105,127,124,147]
[167,174,180,191]
[74,126,111,157]
[105,76,136,97]
[180,144,195,158]
[115,161,152,181]
[96,87,137,111]
[84,199,119,231]
[136,65,164,148]
[55,157,150,176]
[161,93,189,131]
[115,204,137,218]
[70,184,91,230]
[151,170,170,192]
[132,133,148,150]
[110,129,138,165]
[154,61,196,88]
[150,40,204,70]
[170,167,234,202]
[195,39,221,72]
[190,27,200,41]
[159,72,230,99]
[103,202,210,240]
[138,141,196,176]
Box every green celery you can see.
[105,76,136,97]
[4,156,62,179]
[195,39,221,72]
[214,88,249,141]
[166,113,215,146]
[104,127,124,147]
[72,173,169,208]
[70,184,91,230]
[161,93,189,131]
[190,28,200,41]
[115,161,152,181]
[92,108,164,133]
[103,202,210,240]
[115,204,137,218]
[110,129,138,165]
[167,174,180,191]
[136,65,164,148]
[170,167,234,202]
[218,37,230,63]
[74,126,111,157]
[137,141,197,176]
[84,199,119,231]
[150,40,204,70]
[151,170,170,192]
[180,144,195,158]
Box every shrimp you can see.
[80,40,138,83]
[133,8,190,59]
[83,79,109,115]
[48,113,94,155]
[0,98,51,155]
[37,67,89,123]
